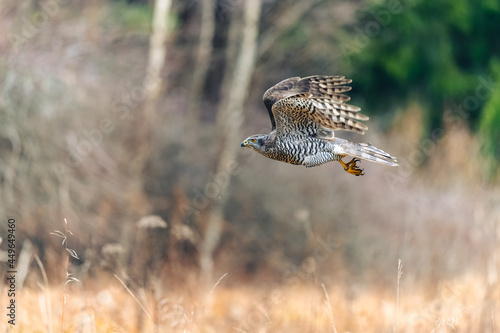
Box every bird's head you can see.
[241,134,268,153]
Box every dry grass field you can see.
[3,270,498,332]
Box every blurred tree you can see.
[127,0,171,172]
[200,0,262,286]
[341,0,500,175]
[187,0,216,125]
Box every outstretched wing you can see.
[267,76,368,137]
[262,77,300,131]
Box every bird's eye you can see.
[250,138,256,143]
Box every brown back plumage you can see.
[262,75,369,136]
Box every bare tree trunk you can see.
[218,4,243,117]
[147,0,171,98]
[128,0,171,174]
[188,0,216,124]
[127,1,171,330]
[199,0,262,286]
[144,0,171,133]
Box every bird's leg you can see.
[339,158,364,176]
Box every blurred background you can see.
[1,0,500,331]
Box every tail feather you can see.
[335,139,398,166]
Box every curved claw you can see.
[339,158,365,176]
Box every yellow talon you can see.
[339,158,364,176]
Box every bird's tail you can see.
[334,138,398,166]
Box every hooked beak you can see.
[241,140,247,147]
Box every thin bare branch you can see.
[258,0,323,59]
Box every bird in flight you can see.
[241,75,398,176]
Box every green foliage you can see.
[341,0,500,152]
[103,0,179,38]
[107,0,154,33]
[479,58,500,179]
[276,22,310,51]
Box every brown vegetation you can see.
[0,0,499,332]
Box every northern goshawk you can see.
[241,75,398,176]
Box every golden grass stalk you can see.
[395,259,403,333]
[34,254,54,333]
[321,283,338,333]
[113,273,153,320]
